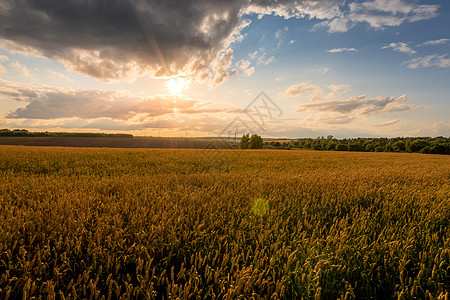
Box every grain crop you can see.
[0,146,448,299]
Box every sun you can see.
[165,77,190,94]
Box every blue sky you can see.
[0,0,449,138]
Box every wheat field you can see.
[0,146,449,299]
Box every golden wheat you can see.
[0,146,448,299]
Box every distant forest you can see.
[0,129,133,138]
[1,129,449,154]
[268,136,450,155]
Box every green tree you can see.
[271,141,281,147]
[364,143,375,152]
[239,133,250,149]
[348,142,363,152]
[326,141,337,150]
[407,139,430,153]
[249,134,264,149]
[392,141,406,152]
[335,143,347,151]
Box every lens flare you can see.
[252,198,269,216]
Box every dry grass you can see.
[0,146,449,299]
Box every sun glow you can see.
[165,77,190,94]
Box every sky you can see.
[0,0,449,138]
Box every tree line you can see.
[239,133,264,149]
[0,129,133,138]
[268,136,450,154]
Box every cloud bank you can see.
[287,83,423,127]
[297,94,419,117]
[0,0,440,84]
[315,0,438,32]
[0,79,251,123]
[407,55,450,69]
[284,82,351,101]
[4,89,196,120]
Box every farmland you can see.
[0,146,449,299]
[0,136,219,149]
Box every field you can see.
[0,146,449,299]
[0,137,221,149]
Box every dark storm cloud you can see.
[0,0,439,83]
[0,0,249,82]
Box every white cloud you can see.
[237,60,251,70]
[311,67,331,74]
[262,56,275,65]
[284,83,323,101]
[210,48,238,87]
[327,18,351,33]
[327,48,358,53]
[326,84,351,99]
[296,94,420,117]
[421,38,450,46]
[244,1,342,21]
[248,50,259,60]
[222,19,252,46]
[407,54,450,69]
[46,70,74,82]
[357,0,413,15]
[284,83,351,101]
[314,0,439,33]
[248,48,275,66]
[382,42,416,54]
[236,60,255,77]
[289,40,295,45]
[408,5,441,22]
[275,26,289,39]
[348,0,438,30]
[328,84,351,92]
[9,61,32,77]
